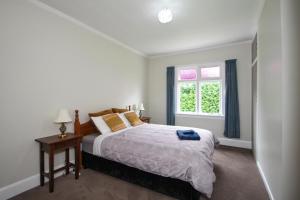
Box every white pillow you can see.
[91,116,112,134]
[118,113,132,127]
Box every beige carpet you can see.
[10,146,269,200]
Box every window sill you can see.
[176,112,224,120]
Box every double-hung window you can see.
[176,63,225,116]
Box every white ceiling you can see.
[38,0,264,56]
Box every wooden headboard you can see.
[74,107,131,137]
[74,110,99,137]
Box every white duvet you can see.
[93,123,217,197]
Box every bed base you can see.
[82,151,201,200]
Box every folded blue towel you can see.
[177,129,195,135]
[176,130,200,140]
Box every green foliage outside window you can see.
[179,82,221,114]
[201,82,220,113]
[180,82,221,114]
[179,83,196,112]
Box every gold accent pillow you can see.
[88,109,113,117]
[124,112,143,126]
[102,113,126,132]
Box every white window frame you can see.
[175,62,225,118]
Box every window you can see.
[176,63,225,116]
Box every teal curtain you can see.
[224,59,240,138]
[166,66,175,125]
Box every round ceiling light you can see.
[158,8,173,24]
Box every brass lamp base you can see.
[58,123,67,139]
[58,133,67,139]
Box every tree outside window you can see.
[176,64,224,116]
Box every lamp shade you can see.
[139,103,145,111]
[54,109,72,123]
[132,104,137,111]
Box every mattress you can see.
[82,133,99,154]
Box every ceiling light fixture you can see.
[158,8,173,24]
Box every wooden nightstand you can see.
[140,116,151,123]
[35,133,82,193]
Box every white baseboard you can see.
[256,161,275,200]
[0,174,41,200]
[0,161,74,200]
[218,138,252,149]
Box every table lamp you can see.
[132,104,137,111]
[54,109,72,138]
[139,103,145,118]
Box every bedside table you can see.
[35,133,82,193]
[140,116,151,123]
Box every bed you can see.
[74,109,217,200]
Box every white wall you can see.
[281,0,300,199]
[0,0,146,188]
[256,0,282,199]
[147,43,252,141]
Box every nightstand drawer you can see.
[54,138,79,151]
